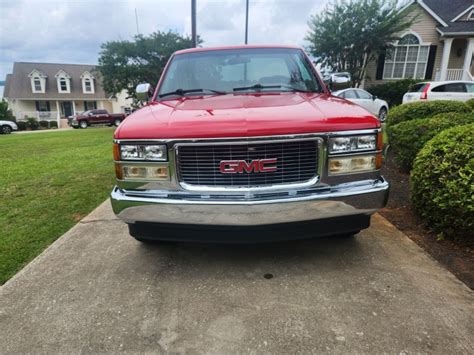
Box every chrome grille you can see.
[177,140,319,188]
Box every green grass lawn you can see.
[0,128,116,284]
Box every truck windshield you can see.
[158,48,322,98]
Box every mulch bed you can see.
[380,149,474,289]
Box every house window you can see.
[383,34,429,79]
[59,78,69,92]
[34,78,42,91]
[84,101,97,110]
[59,78,68,92]
[35,101,50,112]
[84,78,92,92]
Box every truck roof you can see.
[174,44,303,55]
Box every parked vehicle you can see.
[110,45,389,242]
[333,88,389,122]
[0,120,18,134]
[70,109,126,129]
[402,81,474,104]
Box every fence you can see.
[17,111,60,122]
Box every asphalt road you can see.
[1,201,473,353]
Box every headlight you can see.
[329,135,377,154]
[328,155,378,175]
[119,144,167,161]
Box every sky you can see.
[0,0,330,83]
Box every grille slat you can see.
[177,140,318,188]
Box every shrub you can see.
[410,124,474,241]
[366,79,421,107]
[466,98,474,111]
[387,100,470,126]
[26,117,39,130]
[50,121,58,129]
[39,120,49,129]
[16,121,27,131]
[0,99,15,122]
[387,112,474,170]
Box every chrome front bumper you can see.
[110,177,389,226]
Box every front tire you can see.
[1,125,12,134]
[79,120,88,129]
[378,107,387,122]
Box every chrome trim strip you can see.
[179,176,320,193]
[113,128,381,144]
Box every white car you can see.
[333,88,389,122]
[402,81,474,104]
[0,120,18,134]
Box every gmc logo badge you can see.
[220,159,278,174]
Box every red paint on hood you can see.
[114,93,380,140]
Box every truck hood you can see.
[115,93,379,139]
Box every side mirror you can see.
[372,95,377,101]
[136,83,154,102]
[330,73,351,90]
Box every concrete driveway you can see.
[1,201,473,353]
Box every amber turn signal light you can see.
[113,143,120,161]
[377,131,384,151]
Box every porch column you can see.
[462,38,474,79]
[56,100,61,128]
[439,38,453,81]
[72,101,76,115]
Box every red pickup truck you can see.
[71,109,126,129]
[111,45,389,242]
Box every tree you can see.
[98,31,200,101]
[306,0,416,87]
[0,99,15,122]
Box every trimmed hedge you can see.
[16,121,27,131]
[50,121,58,128]
[466,98,474,111]
[387,100,470,126]
[26,117,39,130]
[39,120,49,129]
[410,124,474,241]
[387,112,474,170]
[367,79,421,107]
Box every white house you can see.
[3,62,133,127]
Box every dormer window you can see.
[28,69,47,94]
[33,78,42,91]
[81,71,95,94]
[55,70,71,93]
[84,78,92,92]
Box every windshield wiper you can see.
[233,83,311,93]
[158,88,227,98]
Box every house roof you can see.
[3,62,109,100]
[423,0,471,25]
[403,0,474,34]
[4,74,12,98]
[437,21,474,35]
